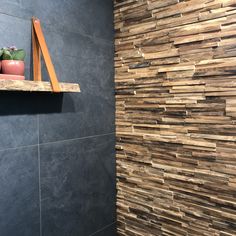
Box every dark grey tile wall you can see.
[40,135,116,236]
[0,146,40,236]
[0,1,115,236]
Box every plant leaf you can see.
[2,49,13,60]
[12,49,26,61]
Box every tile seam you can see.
[0,132,115,152]
[89,221,116,236]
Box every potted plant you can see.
[0,48,3,72]
[0,46,26,76]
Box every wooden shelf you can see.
[0,79,80,93]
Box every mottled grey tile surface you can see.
[0,91,39,150]
[34,0,114,41]
[0,0,33,19]
[41,26,114,90]
[38,91,115,143]
[38,25,114,143]
[40,134,116,236]
[0,115,38,150]
[0,146,40,236]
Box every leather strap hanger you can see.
[32,17,60,92]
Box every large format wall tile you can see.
[41,26,114,90]
[42,25,114,61]
[34,0,114,41]
[38,28,114,143]
[0,146,40,236]
[0,91,38,150]
[40,134,116,236]
[0,3,115,145]
[38,92,115,143]
[0,115,38,150]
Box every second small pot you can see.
[2,60,25,76]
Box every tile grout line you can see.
[0,143,39,153]
[0,132,115,153]
[89,221,116,236]
[0,11,29,22]
[39,132,116,147]
[37,114,42,236]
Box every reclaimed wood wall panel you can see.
[114,0,236,235]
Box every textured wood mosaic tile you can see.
[114,0,236,235]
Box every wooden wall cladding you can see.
[114,0,236,235]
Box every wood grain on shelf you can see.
[114,0,236,235]
[0,79,80,92]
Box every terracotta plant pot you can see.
[0,61,2,72]
[2,60,24,76]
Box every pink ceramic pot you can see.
[0,61,2,72]
[2,60,25,76]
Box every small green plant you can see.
[0,46,26,61]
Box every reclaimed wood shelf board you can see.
[0,79,80,93]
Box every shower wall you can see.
[0,1,115,236]
[115,0,236,235]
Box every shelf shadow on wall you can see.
[0,91,76,116]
